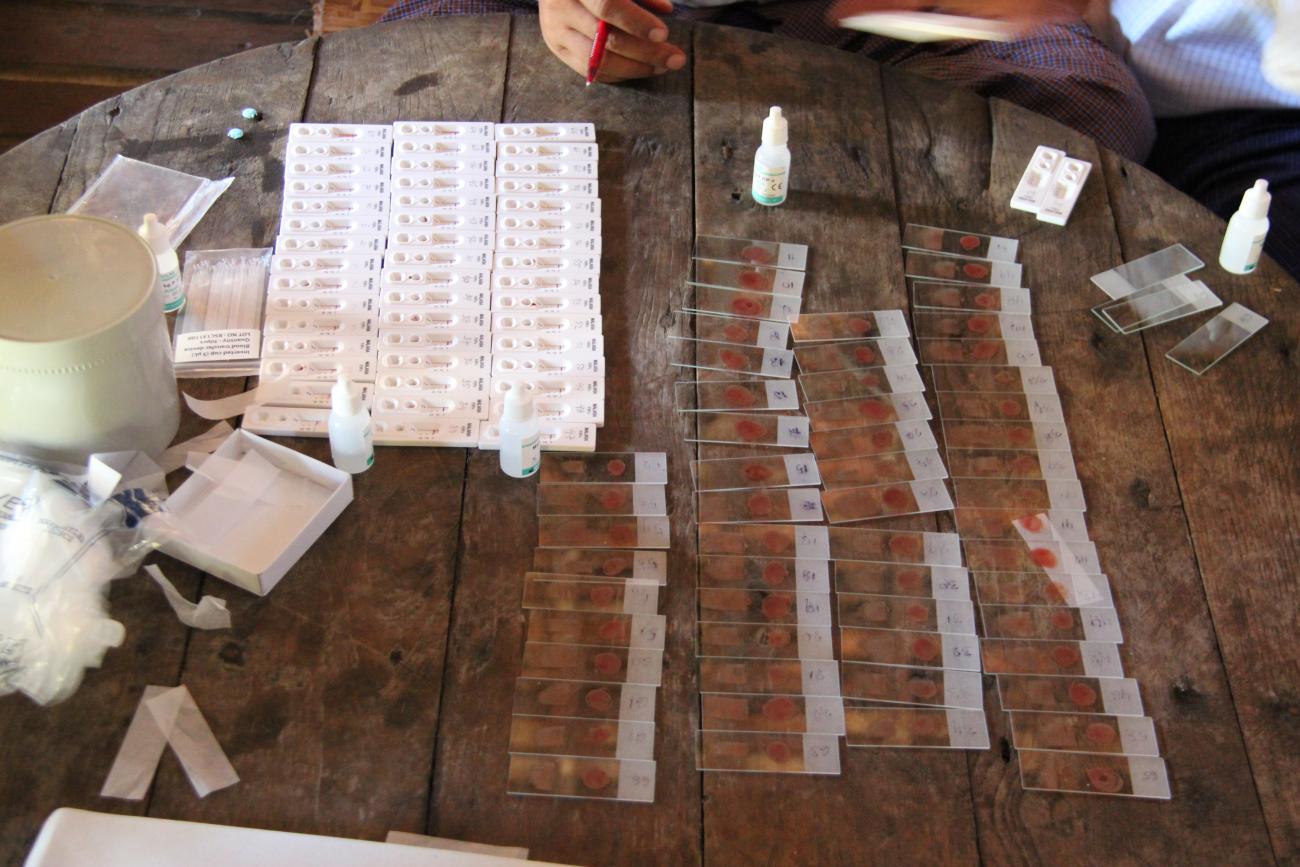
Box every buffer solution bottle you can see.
[329,373,374,474]
[138,213,185,313]
[499,383,541,479]
[1219,179,1271,274]
[751,106,790,207]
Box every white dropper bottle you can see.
[138,213,185,313]
[1219,179,1271,274]
[499,383,541,479]
[752,106,790,207]
[329,373,374,474]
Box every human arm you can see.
[539,0,687,83]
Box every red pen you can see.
[586,20,610,86]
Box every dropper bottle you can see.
[751,106,791,207]
[499,383,541,479]
[138,213,185,313]
[1219,179,1271,275]
[329,373,374,474]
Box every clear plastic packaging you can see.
[173,249,272,378]
[0,451,168,705]
[68,155,233,247]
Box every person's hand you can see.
[828,0,1093,32]
[539,0,686,83]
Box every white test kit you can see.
[1010,145,1091,226]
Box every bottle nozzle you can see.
[137,212,173,255]
[331,372,360,415]
[1240,178,1271,219]
[761,106,788,147]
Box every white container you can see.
[160,429,353,595]
[328,373,374,473]
[1219,179,1271,274]
[751,106,790,207]
[139,213,185,312]
[0,215,180,463]
[498,383,540,478]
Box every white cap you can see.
[1239,179,1271,220]
[501,382,534,423]
[137,212,172,255]
[761,106,787,147]
[331,372,360,415]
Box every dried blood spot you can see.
[967,315,993,334]
[723,322,749,342]
[588,725,614,744]
[609,524,637,546]
[1045,581,1069,605]
[732,296,763,316]
[859,399,889,421]
[602,557,628,576]
[762,561,789,587]
[761,530,788,554]
[528,762,558,791]
[765,628,792,648]
[998,399,1022,418]
[912,637,940,661]
[1052,645,1081,668]
[607,459,627,476]
[761,594,792,620]
[741,245,774,264]
[1086,766,1124,793]
[932,261,958,280]
[597,620,627,641]
[1085,722,1117,747]
[720,349,749,370]
[1050,609,1075,631]
[588,586,617,606]
[907,678,939,699]
[600,490,627,510]
[859,372,881,388]
[766,741,792,763]
[896,569,924,592]
[762,697,798,721]
[971,340,1001,360]
[1030,547,1059,569]
[738,269,766,290]
[849,317,874,335]
[962,262,990,280]
[594,652,622,674]
[1018,513,1044,532]
[724,385,757,407]
[889,534,920,557]
[748,493,774,517]
[904,602,930,623]
[882,487,910,510]
[959,234,981,251]
[1011,456,1039,476]
[973,291,997,309]
[585,688,613,711]
[1068,681,1098,708]
[1008,427,1033,445]
[581,768,611,790]
[910,714,941,736]
[736,419,767,442]
[854,346,877,364]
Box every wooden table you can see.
[1,17,1297,867]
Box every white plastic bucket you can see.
[0,214,180,462]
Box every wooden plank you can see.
[423,16,702,866]
[0,81,124,148]
[3,3,307,75]
[0,117,77,221]
[1102,151,1300,862]
[880,67,1277,865]
[140,20,505,840]
[691,25,980,867]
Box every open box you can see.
[160,429,352,595]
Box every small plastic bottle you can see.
[1219,179,1271,274]
[751,106,790,207]
[138,213,185,313]
[329,373,374,474]
[498,383,541,479]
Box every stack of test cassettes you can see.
[902,224,1169,799]
[479,124,604,453]
[787,300,984,753]
[245,121,605,450]
[508,452,669,803]
[253,123,388,426]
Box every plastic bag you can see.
[0,451,169,705]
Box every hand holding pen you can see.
[539,0,686,84]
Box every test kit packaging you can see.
[162,430,353,595]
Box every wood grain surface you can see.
[0,16,1296,867]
